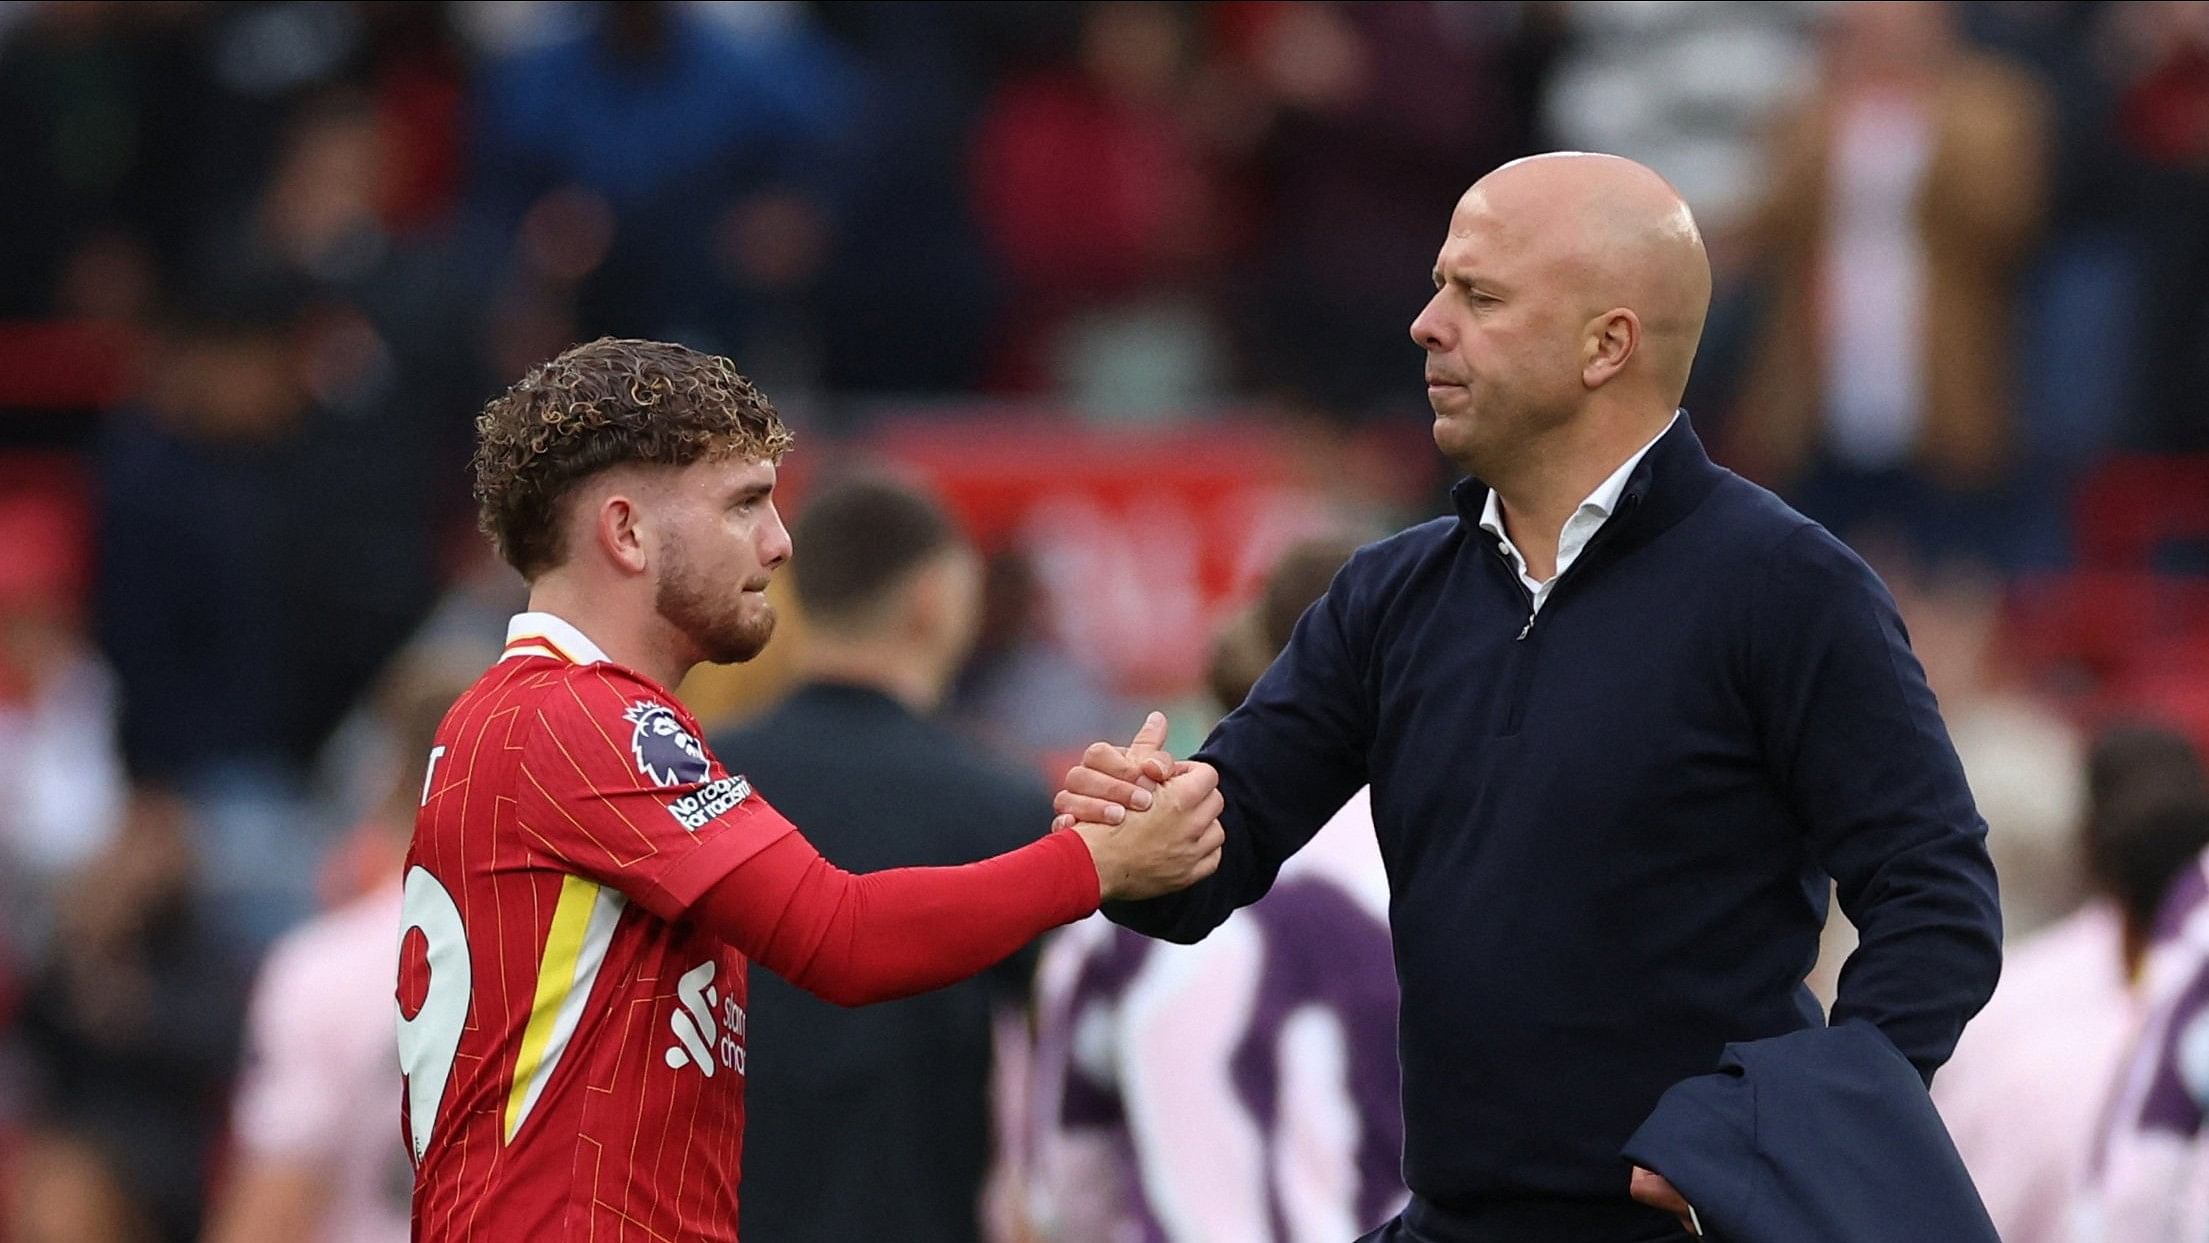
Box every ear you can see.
[899,557,949,643]
[1582,308,1639,390]
[936,548,985,657]
[593,490,651,575]
[904,551,982,653]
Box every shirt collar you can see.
[1477,411,1680,548]
[502,611,612,666]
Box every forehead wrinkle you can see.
[1440,196,1538,291]
[1453,220,1596,320]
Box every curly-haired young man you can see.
[399,338,1224,1241]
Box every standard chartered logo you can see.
[664,959,746,1077]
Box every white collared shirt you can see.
[502,611,613,665]
[1478,413,1677,614]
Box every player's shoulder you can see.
[511,660,699,744]
[525,659,680,719]
[440,653,587,723]
[522,660,716,787]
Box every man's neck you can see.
[796,640,944,716]
[525,581,694,689]
[1489,409,1670,581]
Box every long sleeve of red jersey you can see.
[694,827,1100,1007]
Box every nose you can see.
[760,504,793,571]
[1410,290,1450,353]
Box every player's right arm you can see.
[517,667,1222,1007]
[690,771,1222,1008]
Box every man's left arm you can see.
[1753,524,2002,1083]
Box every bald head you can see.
[1459,153,1711,402]
[1413,151,1712,483]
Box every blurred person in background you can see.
[0,470,127,1239]
[190,86,482,495]
[203,657,477,1243]
[2071,791,2209,1241]
[807,2,1011,399]
[950,546,1142,778]
[2102,0,2209,452]
[5,787,253,1243]
[1219,1,1534,420]
[1023,533,1404,1243]
[0,478,126,964]
[1933,724,2209,1243]
[0,0,462,325]
[1535,0,1824,437]
[466,0,855,388]
[95,282,436,947]
[1732,0,2051,571]
[0,2,210,322]
[706,474,1052,1243]
[1909,563,2086,937]
[970,1,1235,415]
[1957,2,2172,554]
[1538,2,1821,253]
[94,290,322,940]
[191,92,466,726]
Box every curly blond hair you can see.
[472,338,794,578]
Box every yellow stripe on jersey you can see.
[505,874,601,1142]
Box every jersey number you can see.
[420,745,447,807]
[398,865,471,1163]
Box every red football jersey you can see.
[399,613,795,1240]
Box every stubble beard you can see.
[655,540,776,665]
[1437,387,1572,483]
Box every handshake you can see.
[1052,712,1226,903]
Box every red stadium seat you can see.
[2102,634,2209,764]
[0,319,140,410]
[2004,571,2209,688]
[0,453,93,619]
[2075,455,2209,571]
[2006,456,2209,710]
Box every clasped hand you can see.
[1054,712,1225,902]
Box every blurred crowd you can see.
[0,1,2206,1240]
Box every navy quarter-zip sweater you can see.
[1106,416,2001,1241]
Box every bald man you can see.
[1056,154,2001,1242]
